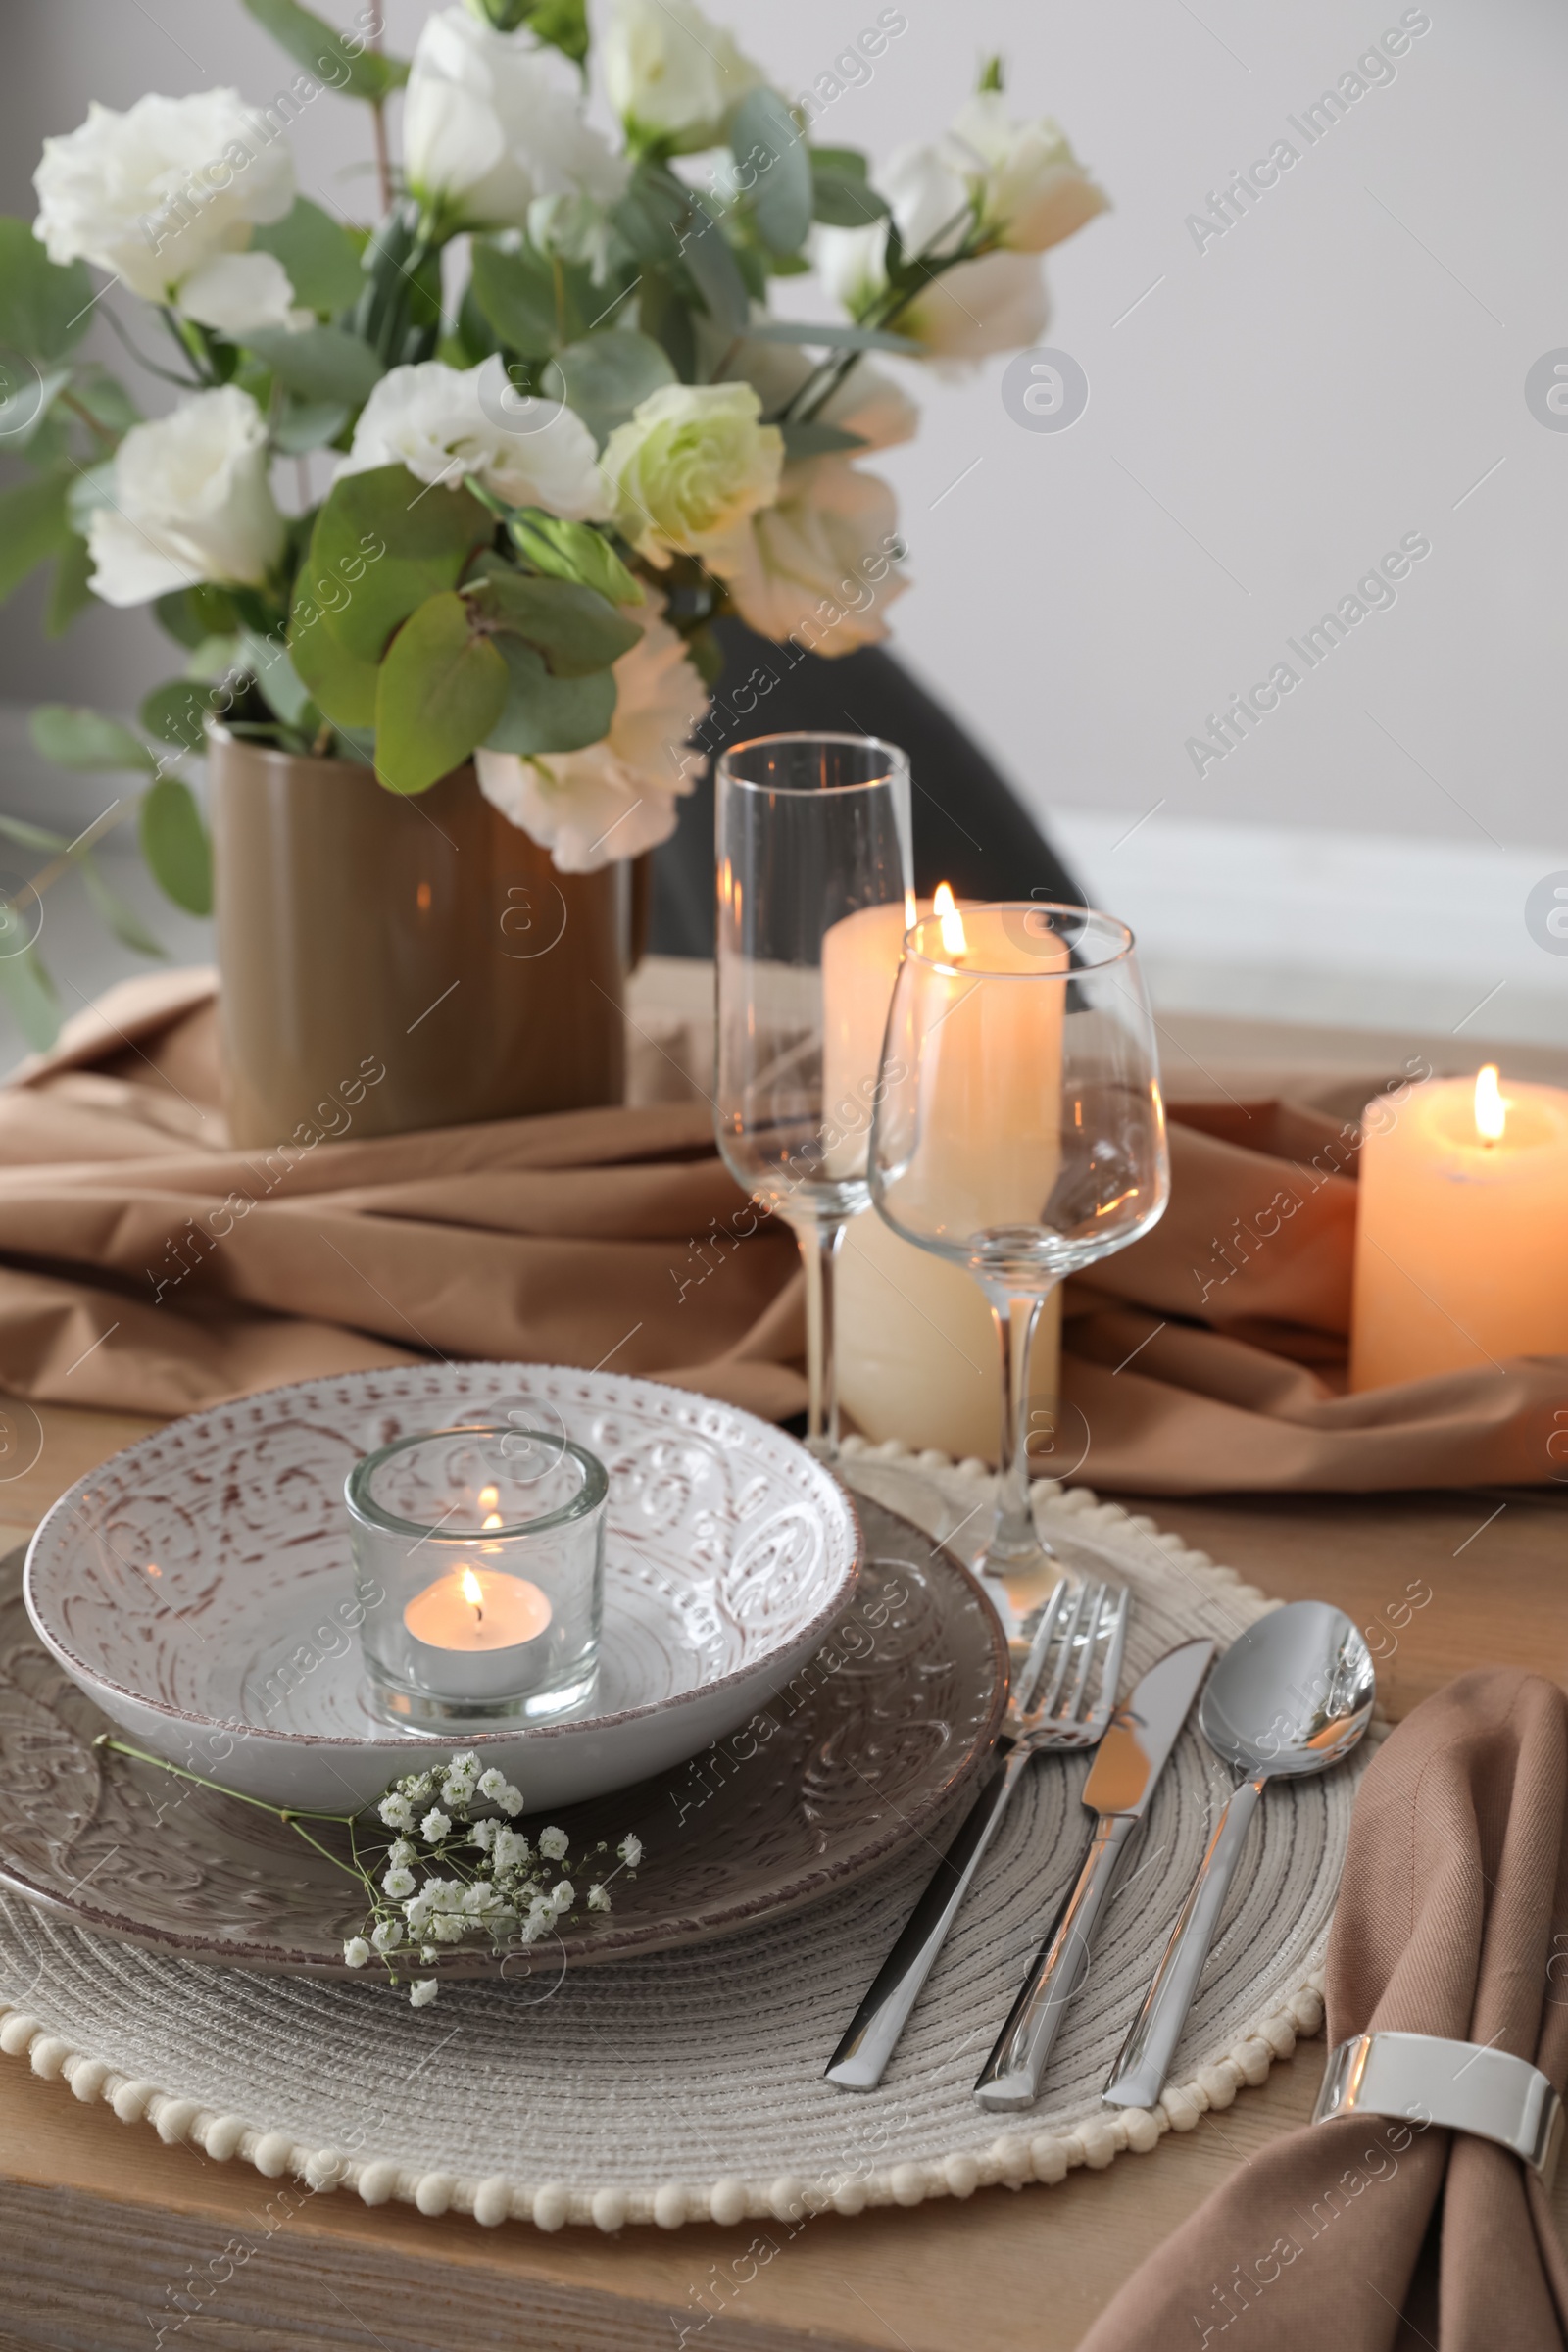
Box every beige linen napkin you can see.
[1080,1668,1568,2352]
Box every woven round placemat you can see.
[0,1449,1366,2230]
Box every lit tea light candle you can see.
[402,1562,554,1701]
[1350,1063,1568,1390]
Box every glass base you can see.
[364,1659,599,1732]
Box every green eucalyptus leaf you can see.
[0,940,60,1053]
[732,90,812,256]
[271,396,351,454]
[79,855,168,959]
[778,419,868,459]
[332,723,377,766]
[468,242,558,359]
[44,532,95,638]
[508,511,643,606]
[246,323,384,406]
[0,473,70,603]
[288,580,380,727]
[240,629,315,728]
[745,318,915,352]
[539,328,674,448]
[373,591,509,795]
[612,171,688,265]
[238,0,409,100]
[465,565,641,677]
[64,460,117,537]
[251,196,365,314]
[485,634,615,756]
[0,366,72,449]
[680,193,750,332]
[139,678,214,752]
[0,218,93,362]
[309,465,492,662]
[521,0,588,65]
[634,270,695,380]
[139,775,213,916]
[154,584,240,650]
[0,812,71,854]
[31,705,156,773]
[809,169,889,228]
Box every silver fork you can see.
[824,1577,1130,2091]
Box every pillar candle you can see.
[1349,1066,1568,1390]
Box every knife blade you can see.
[972,1635,1215,2112]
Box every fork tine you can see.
[1037,1579,1093,1719]
[1014,1578,1070,1713]
[1062,1581,1108,1720]
[1092,1587,1131,1724]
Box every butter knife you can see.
[973,1636,1215,2112]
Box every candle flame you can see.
[933,880,967,957]
[481,1512,503,1531]
[461,1567,484,1610]
[477,1484,499,1509]
[1474,1063,1507,1144]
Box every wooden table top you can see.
[2,1398,1566,2352]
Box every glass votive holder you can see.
[346,1424,607,1730]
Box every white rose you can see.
[338,356,607,518]
[477,599,710,871]
[600,381,783,564]
[710,457,907,657]
[177,249,303,338]
[87,385,285,608]
[602,0,764,153]
[405,8,628,228]
[897,248,1049,367]
[945,94,1108,254]
[33,89,294,305]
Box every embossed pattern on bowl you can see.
[23,1364,861,1809]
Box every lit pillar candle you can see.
[1349,1065,1568,1390]
[403,1562,554,1701]
[832,888,1063,1459]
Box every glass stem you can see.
[988,1289,1053,1562]
[796,1215,847,1461]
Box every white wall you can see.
[1,0,1564,1038]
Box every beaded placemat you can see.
[0,1448,1361,2230]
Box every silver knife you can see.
[972,1636,1214,2112]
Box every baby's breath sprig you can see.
[92,1735,642,2006]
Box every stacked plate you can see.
[7,1361,1006,1978]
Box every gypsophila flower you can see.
[382,1865,416,1899]
[617,1833,643,1869]
[410,1979,439,2007]
[587,1885,611,1913]
[551,1880,574,1912]
[405,1891,434,1932]
[404,1773,436,1802]
[370,1919,404,1954]
[387,1838,416,1868]
[378,1793,415,1832]
[478,1768,524,1813]
[468,1817,499,1852]
[420,1943,439,1963]
[493,1826,530,1873]
[538,1826,569,1861]
[343,1936,371,1966]
[420,1808,453,1842]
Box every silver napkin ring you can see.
[1314,2031,1564,2186]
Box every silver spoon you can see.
[1102,1599,1375,2113]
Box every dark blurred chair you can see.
[648,617,1084,958]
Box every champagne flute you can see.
[870,902,1168,1582]
[715,733,913,1459]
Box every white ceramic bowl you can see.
[24,1363,860,1811]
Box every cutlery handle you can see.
[825,1743,1036,2091]
[973,1809,1138,2112]
[1102,1774,1266,2111]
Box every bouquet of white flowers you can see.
[0,0,1106,1042]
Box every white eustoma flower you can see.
[410,1979,439,2007]
[710,457,907,657]
[382,1865,416,1900]
[617,1833,643,1869]
[944,94,1108,253]
[600,382,783,565]
[178,249,304,337]
[898,248,1049,366]
[405,7,628,228]
[87,384,285,608]
[420,1808,453,1842]
[343,1936,371,1967]
[33,88,295,305]
[476,600,709,872]
[602,0,764,154]
[537,1825,570,1862]
[339,356,607,518]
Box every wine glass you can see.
[870,902,1168,1583]
[715,733,913,1459]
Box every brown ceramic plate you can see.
[0,1496,1006,1977]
